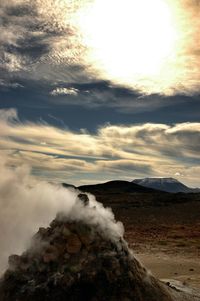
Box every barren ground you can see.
[94,193,200,289]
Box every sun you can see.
[76,0,179,95]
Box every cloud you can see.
[48,81,142,109]
[50,87,79,96]
[0,0,89,87]
[1,75,199,116]
[0,109,199,187]
[1,0,200,100]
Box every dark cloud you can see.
[10,36,50,61]
[0,75,199,134]
[49,81,140,107]
[0,0,81,82]
[5,3,35,18]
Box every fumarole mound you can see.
[0,197,199,301]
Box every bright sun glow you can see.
[76,0,179,94]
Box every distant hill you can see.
[132,177,200,193]
[78,180,159,194]
[62,179,200,208]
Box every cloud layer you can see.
[1,0,200,103]
[0,109,199,187]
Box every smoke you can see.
[0,153,124,274]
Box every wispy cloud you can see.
[0,109,199,187]
[50,87,79,96]
[1,0,200,101]
[0,0,87,86]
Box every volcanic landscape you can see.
[75,180,200,289]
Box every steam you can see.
[0,153,124,274]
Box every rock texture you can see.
[0,199,200,301]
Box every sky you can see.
[0,0,200,187]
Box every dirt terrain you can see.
[118,197,200,289]
[114,196,200,287]
[83,189,200,289]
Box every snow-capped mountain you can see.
[132,177,200,193]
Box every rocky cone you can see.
[0,197,200,301]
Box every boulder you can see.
[66,234,82,254]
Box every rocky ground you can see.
[1,194,200,300]
[99,193,200,290]
[139,253,200,290]
[1,191,200,300]
[75,187,200,290]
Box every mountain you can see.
[62,181,200,208]
[132,177,200,193]
[78,180,160,194]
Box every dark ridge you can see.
[62,183,77,189]
[78,180,162,194]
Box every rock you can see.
[38,227,47,237]
[20,260,30,271]
[62,226,71,237]
[43,245,59,263]
[8,255,20,269]
[53,242,66,255]
[79,234,92,247]
[78,193,89,206]
[43,252,57,263]
[66,234,82,254]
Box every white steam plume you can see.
[0,153,124,274]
